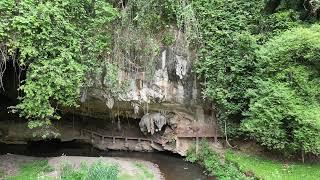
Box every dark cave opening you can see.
[0,60,26,122]
[61,113,149,138]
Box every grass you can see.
[60,161,119,180]
[6,160,54,180]
[226,151,320,180]
[3,158,155,180]
[60,161,154,180]
[118,173,138,180]
[134,162,155,180]
[186,140,249,180]
[60,162,88,180]
[0,169,5,178]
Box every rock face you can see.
[65,32,221,155]
[77,35,205,118]
[25,33,217,154]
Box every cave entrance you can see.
[56,113,167,152]
[61,113,147,139]
[0,60,25,122]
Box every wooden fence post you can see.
[214,128,218,143]
[91,132,94,143]
[196,136,199,155]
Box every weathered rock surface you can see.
[66,33,221,155]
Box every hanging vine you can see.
[0,0,118,137]
[110,0,199,78]
[0,0,199,137]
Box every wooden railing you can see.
[80,129,154,144]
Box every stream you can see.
[0,140,214,180]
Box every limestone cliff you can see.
[68,33,221,155]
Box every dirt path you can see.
[0,154,163,180]
[48,156,163,179]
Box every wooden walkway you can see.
[79,128,220,155]
[80,129,154,144]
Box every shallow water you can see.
[0,141,214,180]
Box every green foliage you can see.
[111,0,198,81]
[186,140,250,180]
[61,163,88,180]
[0,169,4,178]
[226,151,320,180]
[192,0,298,136]
[7,160,53,180]
[192,0,263,104]
[88,161,119,180]
[0,0,118,132]
[134,162,155,180]
[242,25,320,155]
[254,10,301,42]
[61,161,119,180]
[162,31,176,46]
[185,147,198,163]
[191,0,320,156]
[1,0,319,157]
[0,0,197,133]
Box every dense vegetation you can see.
[0,0,118,137]
[186,140,250,180]
[0,0,320,156]
[242,26,320,155]
[187,141,320,179]
[192,0,320,156]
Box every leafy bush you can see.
[192,0,300,137]
[162,31,175,46]
[61,163,88,180]
[61,161,119,180]
[242,25,320,155]
[7,160,53,180]
[191,0,320,156]
[87,161,119,180]
[186,140,250,180]
[185,145,198,163]
[134,162,155,180]
[0,0,118,132]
